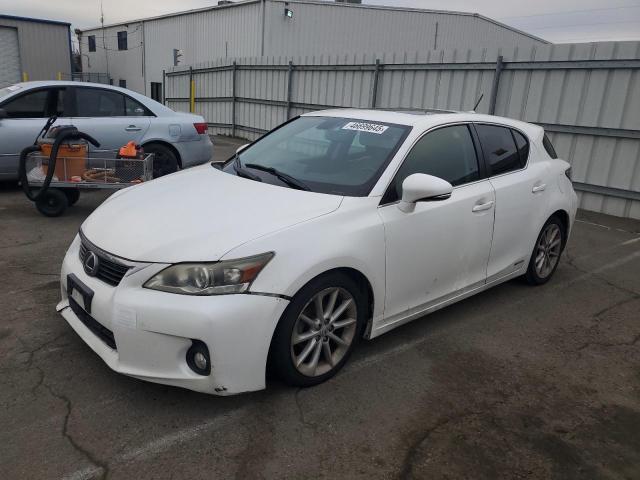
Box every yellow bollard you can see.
[57,72,62,81]
[22,72,28,82]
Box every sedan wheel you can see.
[291,287,358,377]
[525,216,565,285]
[270,273,365,387]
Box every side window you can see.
[88,35,96,52]
[76,88,125,117]
[2,90,49,118]
[476,124,520,176]
[125,96,151,116]
[385,125,480,203]
[512,130,529,166]
[52,88,66,116]
[543,133,558,159]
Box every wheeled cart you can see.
[24,151,154,216]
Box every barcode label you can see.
[342,121,389,135]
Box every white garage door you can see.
[0,27,21,87]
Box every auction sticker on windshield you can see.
[342,121,389,134]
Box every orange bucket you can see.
[40,143,88,181]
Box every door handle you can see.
[125,125,142,131]
[532,183,547,193]
[472,200,494,212]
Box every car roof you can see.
[303,108,544,140]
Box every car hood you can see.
[81,165,343,263]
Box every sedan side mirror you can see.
[0,108,7,120]
[236,143,250,154]
[398,173,453,213]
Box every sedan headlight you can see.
[144,252,274,295]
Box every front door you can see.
[378,124,495,330]
[0,86,70,179]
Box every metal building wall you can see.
[264,0,545,57]
[166,41,640,219]
[0,16,71,82]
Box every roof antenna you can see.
[473,93,484,112]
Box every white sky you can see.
[1,0,639,45]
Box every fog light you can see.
[186,340,211,376]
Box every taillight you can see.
[193,123,208,135]
[565,167,572,180]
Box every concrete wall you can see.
[0,15,71,82]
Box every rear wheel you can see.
[35,188,68,217]
[145,143,179,178]
[270,272,366,387]
[525,216,565,285]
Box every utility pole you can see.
[101,0,109,80]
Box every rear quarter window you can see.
[543,134,558,159]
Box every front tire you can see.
[270,272,366,387]
[525,216,565,285]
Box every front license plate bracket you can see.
[67,273,94,314]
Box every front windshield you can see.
[228,116,410,196]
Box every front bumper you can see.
[58,236,288,395]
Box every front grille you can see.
[69,296,117,350]
[79,240,130,287]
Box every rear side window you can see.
[384,124,480,203]
[543,134,558,159]
[512,130,530,166]
[76,88,125,117]
[475,124,521,176]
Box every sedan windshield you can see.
[223,116,410,196]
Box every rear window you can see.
[512,130,530,166]
[543,134,558,159]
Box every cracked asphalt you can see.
[1,135,640,479]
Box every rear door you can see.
[69,86,150,149]
[0,86,70,179]
[474,123,550,281]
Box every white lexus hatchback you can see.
[58,109,577,395]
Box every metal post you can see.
[189,67,195,113]
[371,59,381,109]
[232,61,237,137]
[488,55,504,115]
[162,69,166,105]
[286,61,294,119]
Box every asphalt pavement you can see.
[1,135,639,479]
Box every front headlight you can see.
[144,252,274,295]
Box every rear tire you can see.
[525,216,565,285]
[270,272,366,388]
[35,188,68,217]
[145,143,179,178]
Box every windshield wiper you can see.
[233,155,262,182]
[244,163,310,191]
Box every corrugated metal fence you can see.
[165,41,640,219]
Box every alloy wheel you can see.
[290,287,358,377]
[534,223,562,279]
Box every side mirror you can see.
[398,173,453,213]
[0,108,7,120]
[236,143,250,154]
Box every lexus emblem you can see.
[83,251,99,277]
